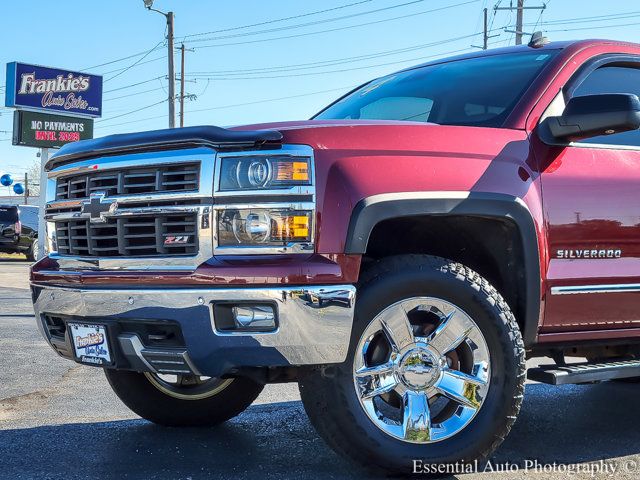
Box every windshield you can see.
[0,207,18,223]
[315,51,558,127]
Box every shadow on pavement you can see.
[1,383,640,479]
[494,381,640,466]
[0,257,29,263]
[0,401,366,480]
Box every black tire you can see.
[105,369,264,427]
[25,239,38,262]
[299,255,526,475]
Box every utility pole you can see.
[471,7,499,50]
[483,7,489,49]
[515,0,524,45]
[167,11,175,128]
[24,173,28,204]
[495,1,546,45]
[180,43,185,128]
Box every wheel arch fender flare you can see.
[344,191,541,346]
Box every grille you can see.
[55,213,198,257]
[55,163,200,200]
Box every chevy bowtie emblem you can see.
[81,192,117,223]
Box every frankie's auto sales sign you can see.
[5,62,102,118]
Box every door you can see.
[539,62,640,332]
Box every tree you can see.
[25,159,40,197]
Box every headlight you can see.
[218,209,312,247]
[219,155,311,191]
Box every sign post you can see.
[5,61,102,260]
[37,148,48,261]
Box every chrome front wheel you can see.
[299,255,525,474]
[353,297,491,444]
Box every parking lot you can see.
[1,258,640,479]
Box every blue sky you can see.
[1,0,640,184]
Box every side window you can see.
[572,65,640,146]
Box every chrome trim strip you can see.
[47,192,210,211]
[551,284,640,295]
[46,204,201,222]
[568,142,640,152]
[33,284,356,366]
[48,147,215,179]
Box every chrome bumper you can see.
[31,284,356,375]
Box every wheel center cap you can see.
[397,348,441,390]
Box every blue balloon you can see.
[13,183,24,195]
[0,173,13,187]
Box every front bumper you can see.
[31,284,356,377]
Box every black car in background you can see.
[0,205,39,261]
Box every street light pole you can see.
[144,1,175,128]
[166,11,175,128]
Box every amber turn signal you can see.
[276,161,309,182]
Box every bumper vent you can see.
[55,162,200,200]
[55,213,198,257]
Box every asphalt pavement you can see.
[1,258,640,479]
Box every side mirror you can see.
[540,93,640,144]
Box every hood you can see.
[231,119,524,158]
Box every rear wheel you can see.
[300,255,525,474]
[105,369,264,427]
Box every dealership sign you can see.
[5,62,102,117]
[12,110,94,149]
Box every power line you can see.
[185,33,494,81]
[191,0,479,49]
[186,34,494,77]
[104,87,165,102]
[522,10,640,26]
[82,43,166,71]
[545,20,640,32]
[180,0,374,40]
[79,2,374,74]
[104,76,165,94]
[96,98,167,123]
[104,40,166,82]
[99,55,167,76]
[186,0,431,44]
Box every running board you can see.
[527,359,640,385]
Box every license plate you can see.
[69,323,111,366]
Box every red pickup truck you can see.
[30,39,640,473]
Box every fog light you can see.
[232,305,276,329]
[213,303,278,333]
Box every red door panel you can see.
[540,145,640,331]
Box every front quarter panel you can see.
[277,123,540,254]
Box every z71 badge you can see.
[164,235,190,245]
[556,249,622,259]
